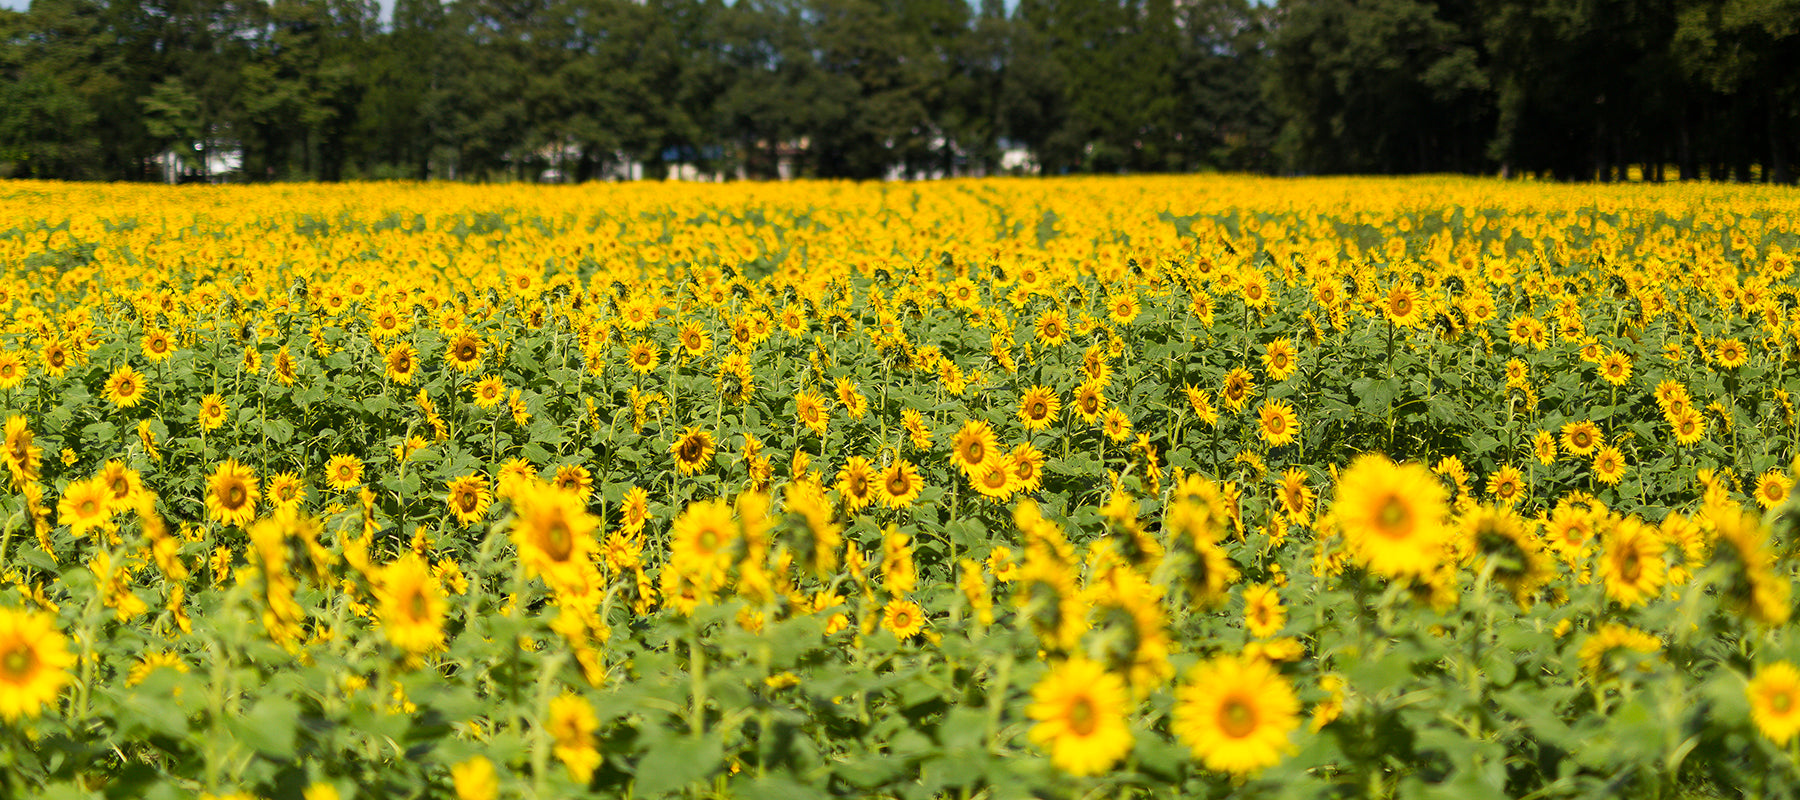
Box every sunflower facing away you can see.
[0,606,76,721]
[1027,657,1134,776]
[1172,653,1299,775]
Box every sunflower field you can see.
[4,176,1800,800]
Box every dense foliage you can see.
[3,0,1797,182]
[3,175,1800,799]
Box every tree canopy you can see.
[0,0,1795,181]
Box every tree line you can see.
[0,0,1795,182]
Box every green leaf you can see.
[633,732,723,797]
[230,696,301,759]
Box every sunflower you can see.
[1756,469,1793,509]
[1071,382,1106,423]
[1332,453,1448,579]
[197,393,228,431]
[445,331,483,372]
[1101,408,1132,441]
[446,474,493,527]
[950,420,999,477]
[141,328,175,363]
[470,376,506,409]
[676,322,711,358]
[95,460,146,512]
[1384,283,1424,328]
[1667,407,1706,445]
[878,459,923,509]
[384,343,419,384]
[1275,468,1313,518]
[1027,657,1134,776]
[1598,350,1632,385]
[1599,516,1666,607]
[547,692,600,784]
[1461,504,1552,605]
[1220,368,1255,411]
[1009,443,1046,494]
[0,352,23,390]
[972,461,1018,501]
[510,480,599,591]
[1242,583,1285,638]
[1715,337,1749,368]
[1485,464,1525,505]
[1107,292,1141,325]
[670,498,737,588]
[551,463,593,500]
[1578,622,1661,680]
[626,339,660,373]
[670,427,715,475]
[206,459,260,528]
[0,607,76,721]
[57,476,113,538]
[1591,445,1626,485]
[1256,400,1299,448]
[272,346,298,385]
[2,416,38,484]
[1560,420,1602,457]
[325,454,363,491]
[266,471,304,510]
[39,340,70,377]
[1035,309,1069,346]
[836,456,877,512]
[1262,338,1298,382]
[1018,386,1060,432]
[1749,662,1800,745]
[1532,429,1557,464]
[104,364,146,408]
[376,553,446,655]
[882,597,925,640]
[1172,654,1299,775]
[794,390,830,436]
